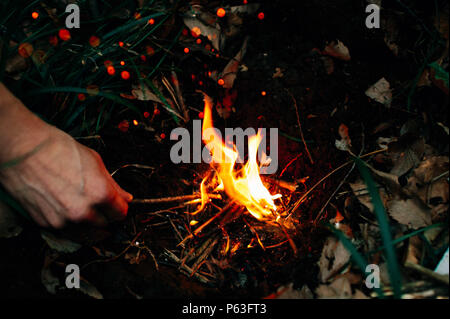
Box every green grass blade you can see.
[355,157,403,298]
[327,224,385,298]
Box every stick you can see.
[262,176,298,192]
[286,89,314,165]
[405,262,449,285]
[131,193,221,204]
[244,218,265,251]
[191,237,219,273]
[164,249,210,284]
[177,201,236,247]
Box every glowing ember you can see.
[200,95,281,221]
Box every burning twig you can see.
[265,240,289,249]
[131,193,221,204]
[262,176,298,192]
[244,218,265,251]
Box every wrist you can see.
[0,85,52,164]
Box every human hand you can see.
[0,124,133,228]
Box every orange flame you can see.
[200,94,280,221]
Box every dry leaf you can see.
[183,11,221,51]
[131,83,162,102]
[41,251,60,294]
[273,283,314,299]
[79,277,103,299]
[323,40,351,61]
[221,37,248,89]
[386,197,432,229]
[405,235,423,265]
[349,179,388,213]
[388,136,425,176]
[41,231,82,253]
[272,67,284,78]
[316,277,352,299]
[365,77,392,106]
[318,236,351,283]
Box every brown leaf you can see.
[318,236,351,283]
[405,235,423,265]
[388,135,425,176]
[349,179,389,213]
[316,277,352,299]
[273,283,314,299]
[386,197,432,229]
[221,37,248,89]
[323,40,351,61]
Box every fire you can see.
[200,94,281,221]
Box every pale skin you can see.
[0,83,133,228]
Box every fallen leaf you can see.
[41,251,60,294]
[323,40,351,61]
[271,283,314,299]
[79,276,103,299]
[221,37,248,89]
[41,231,82,253]
[316,277,352,299]
[184,10,221,50]
[365,77,392,106]
[318,236,351,283]
[388,135,425,176]
[349,179,389,213]
[386,197,432,229]
[131,83,163,102]
[405,235,423,265]
[272,67,284,78]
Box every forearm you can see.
[0,83,51,163]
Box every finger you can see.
[97,157,133,202]
[107,175,133,202]
[44,210,66,229]
[28,208,50,228]
[84,208,108,227]
[102,191,129,221]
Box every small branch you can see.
[286,89,314,165]
[262,176,298,192]
[405,262,449,285]
[164,249,210,284]
[131,193,221,204]
[177,200,235,247]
